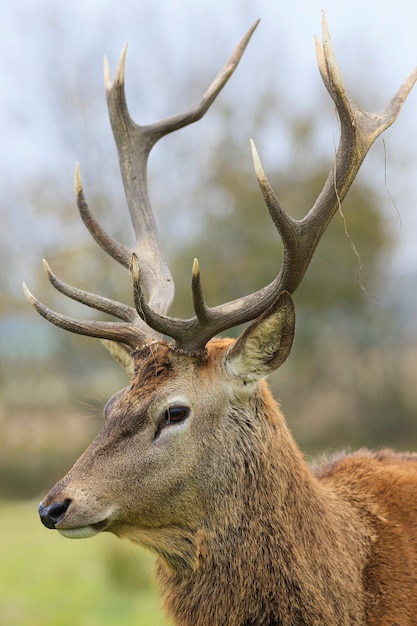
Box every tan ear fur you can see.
[99,339,135,377]
[226,291,295,383]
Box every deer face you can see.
[39,341,238,549]
[38,295,295,556]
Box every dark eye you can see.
[155,405,190,438]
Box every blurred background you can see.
[1,0,417,624]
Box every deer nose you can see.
[38,499,71,529]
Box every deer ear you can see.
[99,339,135,377]
[226,291,295,383]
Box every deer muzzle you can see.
[38,496,112,538]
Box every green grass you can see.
[0,500,169,626]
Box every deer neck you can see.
[156,384,370,625]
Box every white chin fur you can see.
[58,526,100,539]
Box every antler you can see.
[24,15,417,355]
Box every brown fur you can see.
[40,337,417,625]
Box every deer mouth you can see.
[38,499,115,538]
[57,518,110,539]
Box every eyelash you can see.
[154,405,190,438]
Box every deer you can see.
[23,14,417,626]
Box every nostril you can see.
[38,499,72,529]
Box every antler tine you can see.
[104,21,260,316]
[75,164,131,268]
[22,282,150,348]
[42,259,137,323]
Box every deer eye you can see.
[155,405,190,438]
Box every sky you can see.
[1,0,417,309]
